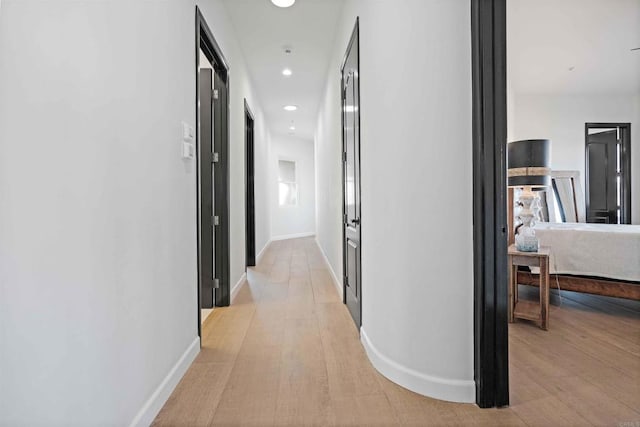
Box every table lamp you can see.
[508,139,551,252]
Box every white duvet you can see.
[534,222,640,282]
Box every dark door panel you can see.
[342,19,361,328]
[212,70,229,307]
[585,126,630,224]
[587,143,608,209]
[345,239,360,322]
[199,68,215,308]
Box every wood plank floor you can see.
[509,285,640,426]
[153,237,640,426]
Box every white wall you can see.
[314,0,474,403]
[0,0,270,425]
[507,78,517,142]
[270,136,316,239]
[513,93,640,224]
[314,76,344,280]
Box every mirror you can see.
[278,160,298,206]
[539,171,585,223]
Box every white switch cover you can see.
[182,141,195,159]
[182,121,194,141]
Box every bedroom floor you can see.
[510,286,640,425]
[154,237,640,426]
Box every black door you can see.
[245,101,256,267]
[342,20,361,328]
[586,126,629,224]
[199,68,216,308]
[212,69,230,308]
[196,8,231,320]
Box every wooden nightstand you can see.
[508,244,550,330]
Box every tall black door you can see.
[245,101,256,267]
[586,128,622,224]
[199,69,216,308]
[196,8,231,317]
[342,20,361,328]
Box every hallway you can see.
[2,1,639,425]
[153,238,524,426]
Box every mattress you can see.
[533,222,640,282]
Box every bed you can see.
[508,171,640,301]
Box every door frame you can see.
[245,99,256,267]
[584,122,632,224]
[341,17,362,328]
[471,0,510,408]
[195,7,231,337]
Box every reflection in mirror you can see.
[538,189,550,222]
[539,171,585,223]
[278,160,298,206]
[554,177,578,222]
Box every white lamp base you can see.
[515,186,540,252]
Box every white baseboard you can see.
[230,272,247,304]
[271,232,315,241]
[129,336,200,427]
[315,237,343,301]
[360,328,475,403]
[255,240,272,264]
[230,240,272,305]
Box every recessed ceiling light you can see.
[271,0,295,8]
[283,105,297,111]
[282,68,292,76]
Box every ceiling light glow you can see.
[271,0,295,8]
[282,68,293,76]
[284,105,297,111]
[289,126,296,130]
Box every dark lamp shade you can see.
[507,139,551,187]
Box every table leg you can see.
[508,259,515,322]
[540,256,549,330]
[513,265,519,305]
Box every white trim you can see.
[315,237,343,301]
[271,231,315,241]
[230,272,247,304]
[231,240,272,306]
[255,240,272,264]
[129,336,200,427]
[360,328,475,403]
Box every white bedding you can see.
[533,222,640,282]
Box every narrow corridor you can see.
[153,238,523,426]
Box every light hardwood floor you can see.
[153,237,640,426]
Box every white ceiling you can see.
[508,0,640,95]
[223,0,345,139]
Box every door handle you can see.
[351,218,360,225]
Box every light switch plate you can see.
[182,141,195,159]
[182,121,194,141]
